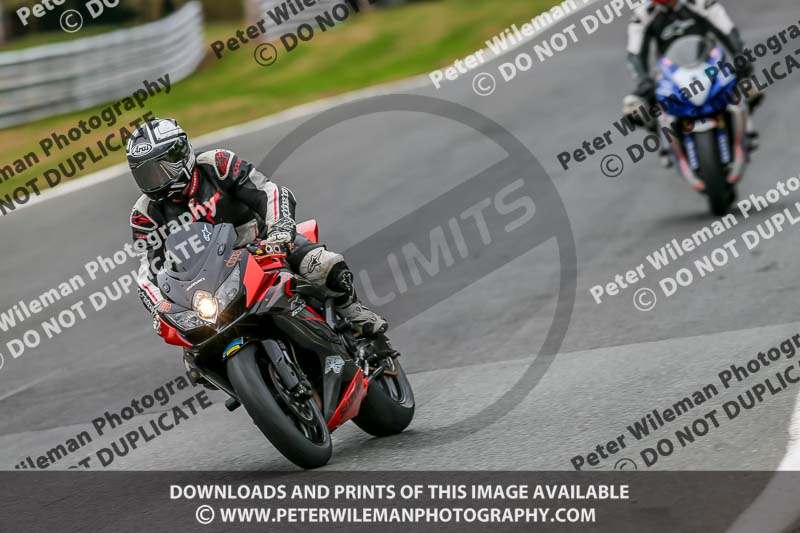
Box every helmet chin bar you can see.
[165,143,196,200]
[165,165,195,199]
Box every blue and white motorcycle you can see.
[627,35,751,216]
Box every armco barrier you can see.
[0,2,205,128]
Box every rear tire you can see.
[695,130,735,217]
[354,358,415,437]
[227,344,332,469]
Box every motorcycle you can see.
[623,35,751,216]
[656,35,750,216]
[151,220,415,469]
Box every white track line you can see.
[778,395,800,469]
[0,370,62,403]
[725,392,800,533]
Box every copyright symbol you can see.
[472,73,496,96]
[254,43,279,67]
[633,288,657,312]
[600,154,624,178]
[196,505,215,525]
[60,10,83,34]
[614,458,638,470]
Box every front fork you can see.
[726,102,748,184]
[207,337,314,412]
[661,102,748,191]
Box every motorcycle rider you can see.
[127,118,388,377]
[624,0,759,165]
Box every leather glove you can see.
[261,217,296,253]
[623,94,651,128]
[634,77,656,101]
[734,60,753,81]
[263,230,293,246]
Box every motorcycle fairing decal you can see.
[327,369,369,432]
[223,337,245,360]
[324,356,345,375]
[283,278,324,322]
[225,250,243,268]
[289,295,306,317]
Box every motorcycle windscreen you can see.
[162,222,219,275]
[664,35,711,68]
[157,223,240,309]
[163,222,236,279]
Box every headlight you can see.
[168,310,208,331]
[215,265,241,311]
[193,291,218,322]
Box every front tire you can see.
[227,344,332,469]
[354,358,415,437]
[695,130,735,217]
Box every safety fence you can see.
[0,2,205,128]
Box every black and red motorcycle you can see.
[152,220,415,469]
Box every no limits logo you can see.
[256,94,577,450]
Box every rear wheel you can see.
[227,344,332,469]
[354,358,415,437]
[695,130,735,217]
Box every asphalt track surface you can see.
[1,0,800,477]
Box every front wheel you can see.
[227,343,332,469]
[354,358,415,437]
[694,130,735,217]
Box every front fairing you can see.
[156,223,251,341]
[656,47,737,118]
[157,223,239,309]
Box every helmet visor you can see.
[131,159,185,193]
[130,138,191,193]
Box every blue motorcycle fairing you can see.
[656,47,738,118]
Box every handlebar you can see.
[246,242,290,259]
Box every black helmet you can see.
[126,118,195,200]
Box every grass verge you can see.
[0,0,562,202]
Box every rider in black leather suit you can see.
[127,118,387,341]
